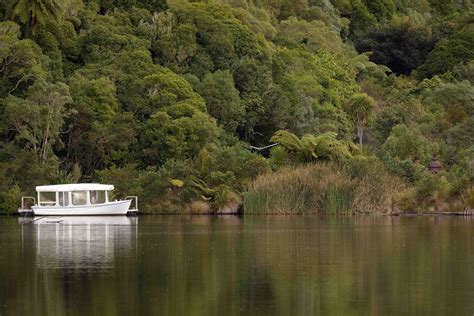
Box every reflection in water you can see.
[0,216,474,316]
[20,217,137,271]
[2,216,138,316]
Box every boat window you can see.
[90,190,106,204]
[71,191,87,205]
[59,192,69,206]
[39,192,56,206]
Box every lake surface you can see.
[0,215,473,315]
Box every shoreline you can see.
[2,211,474,217]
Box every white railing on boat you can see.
[21,196,36,210]
[125,196,139,213]
[19,194,138,215]
[18,196,36,215]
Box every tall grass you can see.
[243,159,404,214]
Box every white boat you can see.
[19,183,138,216]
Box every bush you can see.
[349,157,406,212]
[322,182,355,214]
[243,160,404,214]
[0,185,22,214]
[195,145,269,189]
[394,171,458,213]
[462,187,474,209]
[268,146,292,170]
[415,172,443,199]
[355,14,435,75]
[416,29,474,78]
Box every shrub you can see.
[417,30,474,78]
[462,187,474,209]
[322,182,355,214]
[355,14,435,75]
[0,185,22,214]
[349,157,406,212]
[244,160,404,214]
[268,146,292,170]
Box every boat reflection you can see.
[19,216,137,271]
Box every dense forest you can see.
[0,0,473,213]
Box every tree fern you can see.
[9,0,63,36]
[270,130,303,152]
[350,52,391,79]
[271,130,359,163]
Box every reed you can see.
[243,160,404,214]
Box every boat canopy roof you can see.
[36,183,114,192]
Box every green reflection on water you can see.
[0,216,473,316]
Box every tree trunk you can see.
[357,124,364,152]
[24,16,34,38]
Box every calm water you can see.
[0,215,473,316]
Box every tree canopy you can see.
[0,0,473,213]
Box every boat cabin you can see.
[36,184,114,207]
[19,183,137,216]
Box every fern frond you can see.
[270,130,303,152]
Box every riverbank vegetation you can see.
[244,159,404,214]
[0,0,472,214]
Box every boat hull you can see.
[32,200,132,216]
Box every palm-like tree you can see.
[270,130,360,163]
[8,0,62,36]
[350,52,391,81]
[345,93,376,152]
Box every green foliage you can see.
[197,70,244,133]
[271,47,358,137]
[95,144,266,213]
[227,3,277,39]
[417,28,474,78]
[331,0,352,16]
[270,130,305,154]
[96,164,143,198]
[268,146,292,170]
[350,52,391,81]
[372,98,428,145]
[65,75,137,173]
[322,182,355,214]
[393,0,431,14]
[2,80,72,164]
[0,1,7,21]
[98,0,167,12]
[0,22,47,95]
[0,0,472,213]
[382,124,432,162]
[69,75,117,121]
[346,93,376,123]
[362,0,395,21]
[139,110,220,165]
[194,145,269,189]
[428,0,458,15]
[170,179,184,187]
[348,0,377,38]
[345,92,376,149]
[8,0,63,36]
[270,130,359,163]
[415,172,449,200]
[211,184,242,211]
[32,19,80,79]
[153,2,270,75]
[275,17,344,53]
[185,176,242,212]
[244,161,404,214]
[356,14,436,75]
[0,184,21,213]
